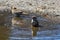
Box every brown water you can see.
[0,25,10,40]
[0,14,60,40]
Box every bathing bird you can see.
[31,16,42,27]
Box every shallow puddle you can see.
[0,13,60,40]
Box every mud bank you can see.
[0,0,60,23]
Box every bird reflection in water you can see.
[31,26,39,37]
[12,17,24,26]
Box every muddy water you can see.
[0,13,60,40]
[0,25,10,40]
[0,11,11,40]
